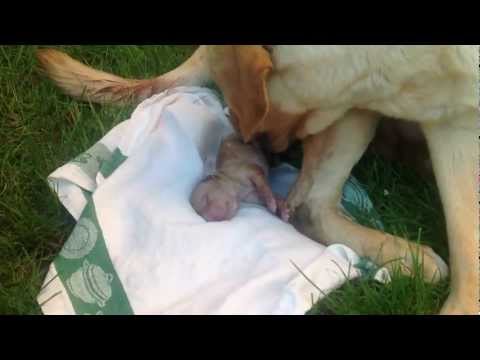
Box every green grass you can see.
[0,45,449,315]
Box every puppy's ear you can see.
[208,46,272,142]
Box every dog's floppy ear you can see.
[208,45,273,142]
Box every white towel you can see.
[37,86,388,315]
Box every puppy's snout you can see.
[203,199,237,222]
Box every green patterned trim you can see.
[70,143,113,181]
[99,148,128,179]
[54,190,134,315]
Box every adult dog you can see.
[37,45,479,315]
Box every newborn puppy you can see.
[191,133,289,222]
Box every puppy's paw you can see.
[274,195,290,222]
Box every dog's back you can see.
[267,45,478,124]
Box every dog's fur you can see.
[36,45,479,314]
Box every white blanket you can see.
[37,86,388,315]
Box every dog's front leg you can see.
[286,108,353,212]
[294,109,449,289]
[422,116,479,315]
[286,131,331,212]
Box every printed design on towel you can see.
[341,176,384,231]
[66,259,113,308]
[60,218,98,259]
[70,143,113,180]
[54,189,134,315]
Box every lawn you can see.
[0,45,450,315]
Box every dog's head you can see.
[208,45,273,143]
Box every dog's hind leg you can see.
[290,109,449,288]
[421,116,479,315]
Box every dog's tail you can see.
[36,46,211,105]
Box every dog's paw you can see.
[439,296,479,315]
[274,195,290,222]
[286,176,314,215]
[384,241,449,283]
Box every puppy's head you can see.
[190,176,239,222]
[208,45,273,143]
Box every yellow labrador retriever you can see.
[37,45,479,315]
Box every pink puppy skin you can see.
[191,133,289,222]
